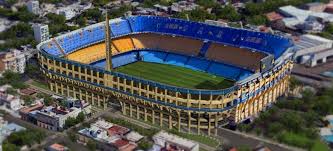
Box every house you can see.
[152,131,199,151]
[19,88,37,97]
[0,90,22,111]
[34,105,85,131]
[301,2,326,12]
[78,119,140,151]
[0,49,27,74]
[19,103,44,121]
[47,143,68,151]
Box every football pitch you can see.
[115,61,234,90]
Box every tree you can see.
[76,112,85,123]
[64,117,77,129]
[247,15,267,25]
[214,5,241,22]
[87,140,97,151]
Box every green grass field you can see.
[115,61,234,89]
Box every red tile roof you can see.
[108,125,130,136]
[19,103,44,114]
[49,143,66,151]
[265,12,283,22]
[19,88,37,96]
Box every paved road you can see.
[216,128,304,151]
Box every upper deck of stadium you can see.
[37,16,293,92]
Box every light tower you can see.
[105,11,113,71]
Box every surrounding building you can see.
[278,5,333,33]
[152,131,199,151]
[293,34,333,67]
[34,104,90,131]
[0,49,27,74]
[27,0,40,15]
[33,24,49,43]
[46,143,68,151]
[0,89,22,111]
[19,103,44,121]
[0,117,26,151]
[78,119,142,151]
[301,2,326,12]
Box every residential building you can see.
[278,5,333,33]
[19,103,44,121]
[46,143,68,151]
[152,131,199,151]
[301,2,326,12]
[0,49,26,74]
[33,24,49,43]
[78,119,141,151]
[27,0,40,15]
[0,90,22,111]
[170,1,199,13]
[34,105,86,131]
[294,34,333,67]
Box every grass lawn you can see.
[30,80,49,90]
[115,62,234,89]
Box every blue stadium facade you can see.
[37,16,294,135]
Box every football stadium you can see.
[37,15,294,135]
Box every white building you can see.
[279,5,333,32]
[0,94,22,111]
[152,131,199,151]
[34,105,87,131]
[33,24,49,43]
[294,34,333,67]
[27,0,40,15]
[0,90,22,111]
[0,49,27,74]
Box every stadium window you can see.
[75,74,79,78]
[93,71,97,77]
[68,65,72,70]
[87,77,91,82]
[74,66,79,72]
[81,76,85,80]
[48,60,53,64]
[61,63,66,68]
[99,81,104,86]
[55,61,60,66]
[87,69,91,75]
[68,72,72,77]
[56,69,60,73]
[93,79,97,83]
[99,73,104,78]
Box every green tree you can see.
[76,112,85,123]
[87,140,97,151]
[64,117,77,128]
[214,5,241,22]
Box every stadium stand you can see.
[109,18,132,36]
[198,41,211,57]
[112,36,135,53]
[206,43,266,71]
[67,42,107,64]
[127,16,292,58]
[131,33,202,56]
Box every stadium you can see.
[37,15,294,135]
